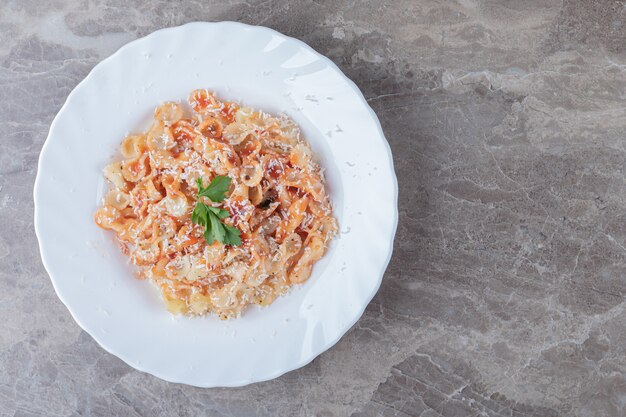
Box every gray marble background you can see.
[1,0,626,416]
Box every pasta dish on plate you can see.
[94,90,337,319]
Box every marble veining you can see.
[1,1,625,416]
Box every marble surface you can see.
[1,0,625,416]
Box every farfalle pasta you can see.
[94,90,337,319]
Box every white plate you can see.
[34,22,397,387]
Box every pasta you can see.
[94,90,338,319]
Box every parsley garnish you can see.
[196,175,231,202]
[191,176,242,246]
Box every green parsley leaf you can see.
[192,176,242,246]
[203,221,216,245]
[191,203,208,225]
[206,205,230,219]
[197,176,231,202]
[208,210,225,243]
[223,224,242,246]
